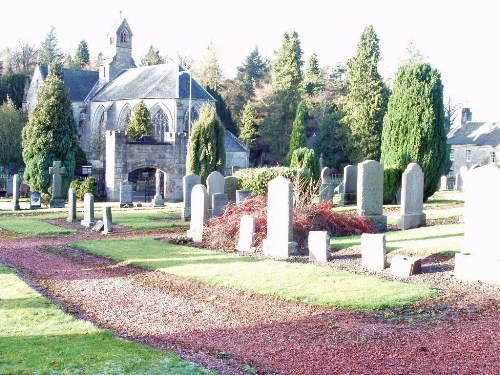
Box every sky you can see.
[2,0,499,124]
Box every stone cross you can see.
[49,161,66,200]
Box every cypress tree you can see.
[287,101,307,163]
[127,101,153,141]
[187,106,225,183]
[290,147,320,180]
[380,62,447,201]
[206,87,239,136]
[22,62,78,194]
[342,25,388,163]
[239,101,258,146]
[0,97,24,166]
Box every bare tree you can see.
[176,52,194,71]
[444,96,460,133]
[12,42,38,76]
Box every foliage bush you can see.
[70,177,96,200]
[383,165,401,204]
[290,147,320,180]
[234,166,306,196]
[202,196,375,251]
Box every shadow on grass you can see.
[0,296,50,309]
[132,255,259,269]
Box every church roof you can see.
[39,65,99,102]
[91,63,214,102]
[224,129,248,152]
[447,121,500,147]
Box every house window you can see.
[490,152,496,164]
[450,149,455,161]
[466,149,471,162]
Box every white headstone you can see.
[152,169,165,206]
[206,171,225,209]
[236,215,256,252]
[67,188,77,222]
[186,184,208,242]
[357,160,386,231]
[390,255,422,277]
[262,177,297,258]
[11,174,20,211]
[308,231,330,263]
[397,163,426,230]
[458,166,468,191]
[182,173,201,220]
[81,193,95,227]
[440,175,448,191]
[361,233,387,271]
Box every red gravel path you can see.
[1,229,499,374]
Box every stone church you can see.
[25,17,248,201]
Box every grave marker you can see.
[206,171,225,209]
[49,161,66,208]
[30,191,42,210]
[11,174,20,211]
[67,188,77,222]
[236,215,256,252]
[308,231,330,263]
[186,184,208,242]
[357,160,387,231]
[224,176,239,203]
[361,233,387,271]
[182,173,201,220]
[397,163,426,230]
[339,165,357,205]
[81,193,95,227]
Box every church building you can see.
[25,17,248,201]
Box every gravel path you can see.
[0,223,499,374]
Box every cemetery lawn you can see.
[72,238,435,310]
[105,210,187,230]
[0,213,74,236]
[0,265,214,375]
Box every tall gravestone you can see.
[262,176,297,258]
[49,161,66,208]
[455,165,500,284]
[67,188,77,222]
[224,176,239,203]
[397,163,426,230]
[454,172,462,191]
[319,167,335,202]
[206,171,225,209]
[186,184,209,242]
[103,206,113,234]
[120,181,133,207]
[81,193,95,227]
[357,160,387,231]
[339,165,357,206]
[458,166,468,192]
[182,173,201,220]
[236,215,256,252]
[11,174,20,211]
[152,169,165,207]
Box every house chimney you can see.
[461,108,472,125]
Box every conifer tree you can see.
[140,45,165,66]
[236,46,269,100]
[206,87,239,136]
[287,101,307,163]
[127,101,153,141]
[272,31,303,92]
[342,25,388,162]
[239,101,258,146]
[74,40,90,69]
[380,62,447,201]
[0,97,24,166]
[195,42,222,91]
[314,112,349,170]
[304,53,324,98]
[38,26,62,65]
[290,147,320,180]
[187,106,225,183]
[22,63,77,194]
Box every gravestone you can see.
[236,190,252,203]
[231,166,241,175]
[339,165,357,206]
[30,191,42,210]
[224,176,239,203]
[357,160,387,231]
[102,206,113,234]
[152,169,165,207]
[186,184,208,242]
[81,193,95,227]
[319,167,335,202]
[67,188,77,222]
[390,255,422,277]
[440,175,448,191]
[334,181,344,194]
[455,165,500,284]
[11,174,20,211]
[181,173,201,220]
[262,176,297,258]
[458,166,468,192]
[236,215,256,252]
[454,172,462,191]
[308,231,330,263]
[361,233,387,271]
[212,193,228,217]
[397,163,426,230]
[49,161,66,208]
[92,220,104,232]
[206,171,225,209]
[120,181,133,207]
[6,177,13,197]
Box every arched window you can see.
[118,106,131,131]
[120,29,128,43]
[152,109,169,142]
[183,107,199,135]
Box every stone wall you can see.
[225,151,249,176]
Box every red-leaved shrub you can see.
[202,197,375,251]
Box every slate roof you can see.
[447,122,500,147]
[39,65,99,102]
[91,64,214,102]
[224,129,248,152]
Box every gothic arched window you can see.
[152,109,169,142]
[120,29,129,43]
[118,106,131,131]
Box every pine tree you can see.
[272,31,303,92]
[304,53,324,98]
[239,101,258,146]
[187,106,225,183]
[22,62,78,194]
[342,25,388,163]
[74,40,90,69]
[206,87,239,136]
[38,26,62,65]
[287,101,307,163]
[313,112,349,170]
[127,101,153,141]
[380,62,447,201]
[0,97,24,166]
[140,45,165,66]
[195,42,222,91]
[236,46,269,100]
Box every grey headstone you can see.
[236,190,252,203]
[152,169,164,207]
[182,173,201,220]
[390,255,422,277]
[224,176,239,203]
[456,165,500,284]
[262,176,297,258]
[319,183,335,202]
[49,161,66,208]
[454,172,463,191]
[11,174,20,211]
[186,184,208,242]
[92,220,105,232]
[339,165,357,206]
[30,191,42,210]
[67,188,77,222]
[212,193,228,217]
[321,167,334,184]
[6,178,13,197]
[206,171,225,209]
[81,193,95,227]
[103,206,113,234]
[397,163,426,230]
[361,233,387,271]
[357,160,386,231]
[308,231,330,263]
[236,215,256,252]
[120,181,133,207]
[458,166,468,192]
[440,175,448,191]
[334,182,344,194]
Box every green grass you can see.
[110,211,187,230]
[72,238,435,310]
[0,214,75,236]
[0,265,214,375]
[333,223,464,256]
